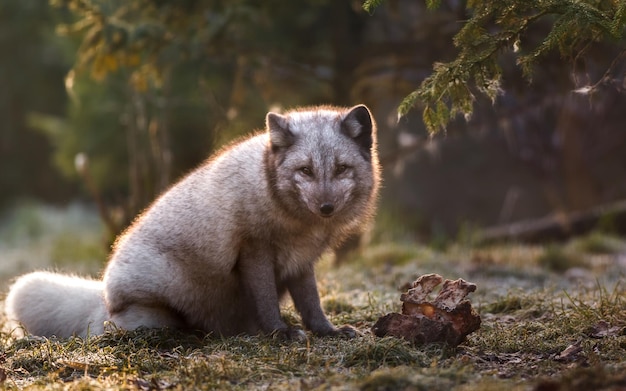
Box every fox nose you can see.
[319,203,335,217]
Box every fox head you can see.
[265,105,380,225]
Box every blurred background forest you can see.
[2,0,626,247]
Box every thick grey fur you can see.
[4,105,380,340]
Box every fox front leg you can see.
[237,245,306,341]
[286,268,357,338]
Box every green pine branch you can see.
[365,0,626,134]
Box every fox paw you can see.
[271,327,307,342]
[334,325,359,338]
[315,325,359,338]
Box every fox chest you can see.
[271,228,331,278]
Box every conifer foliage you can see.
[365,0,626,134]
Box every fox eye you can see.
[335,164,349,175]
[299,166,314,177]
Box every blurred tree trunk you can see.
[479,199,626,243]
[127,87,150,220]
[122,72,175,231]
[331,1,360,106]
[151,72,173,194]
[558,94,599,211]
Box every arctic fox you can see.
[5,105,380,340]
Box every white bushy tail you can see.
[4,271,108,338]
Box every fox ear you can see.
[341,105,374,152]
[266,112,294,151]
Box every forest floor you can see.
[0,203,625,390]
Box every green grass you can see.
[2,287,625,391]
[0,202,106,286]
[1,206,626,390]
[536,244,587,272]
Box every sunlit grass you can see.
[0,204,625,390]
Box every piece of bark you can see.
[372,274,481,346]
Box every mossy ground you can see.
[1,206,625,390]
